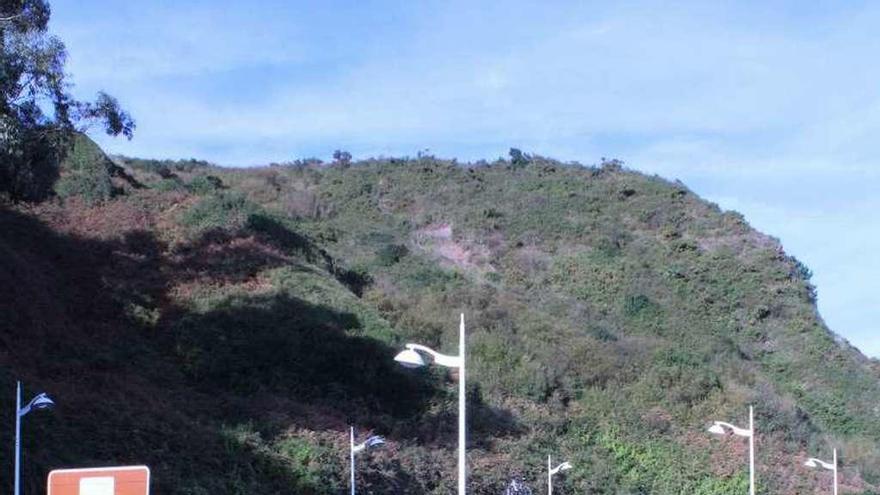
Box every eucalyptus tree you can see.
[1,0,134,201]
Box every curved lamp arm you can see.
[709,421,752,438]
[352,435,385,455]
[805,458,835,470]
[550,462,572,476]
[405,343,462,368]
[18,393,54,418]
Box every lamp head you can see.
[804,458,834,470]
[550,461,573,475]
[394,348,426,368]
[29,393,55,410]
[364,436,385,450]
[708,423,726,435]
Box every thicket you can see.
[54,136,115,204]
[211,156,880,493]
[4,152,880,493]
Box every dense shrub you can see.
[332,149,352,167]
[121,156,213,174]
[376,243,409,266]
[9,150,880,494]
[179,192,260,234]
[0,119,65,202]
[54,137,114,204]
[508,148,530,168]
[188,175,225,194]
[153,177,186,192]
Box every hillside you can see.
[2,141,879,494]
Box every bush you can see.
[55,138,114,204]
[623,294,658,317]
[0,119,65,202]
[509,148,530,168]
[179,192,260,234]
[332,150,352,167]
[120,156,212,175]
[188,175,224,195]
[376,243,409,266]
[153,177,186,192]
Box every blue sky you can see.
[51,1,879,357]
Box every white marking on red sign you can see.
[79,476,113,495]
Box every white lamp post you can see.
[547,455,572,495]
[14,381,55,495]
[395,313,466,495]
[708,405,755,495]
[349,426,385,495]
[805,449,838,495]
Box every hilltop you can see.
[2,138,879,494]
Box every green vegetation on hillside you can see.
[6,1,877,493]
[2,146,879,494]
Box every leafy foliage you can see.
[2,150,880,494]
[0,0,133,201]
[375,243,409,266]
[508,148,530,168]
[54,134,114,203]
[179,191,261,234]
[332,149,352,167]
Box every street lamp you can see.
[547,455,572,495]
[14,381,55,495]
[708,405,755,495]
[349,426,385,495]
[805,449,838,495]
[394,313,466,495]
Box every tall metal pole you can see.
[458,313,466,495]
[749,405,755,495]
[547,455,552,495]
[832,448,838,495]
[350,426,356,495]
[14,380,21,495]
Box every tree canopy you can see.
[1,0,134,201]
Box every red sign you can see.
[48,466,150,495]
